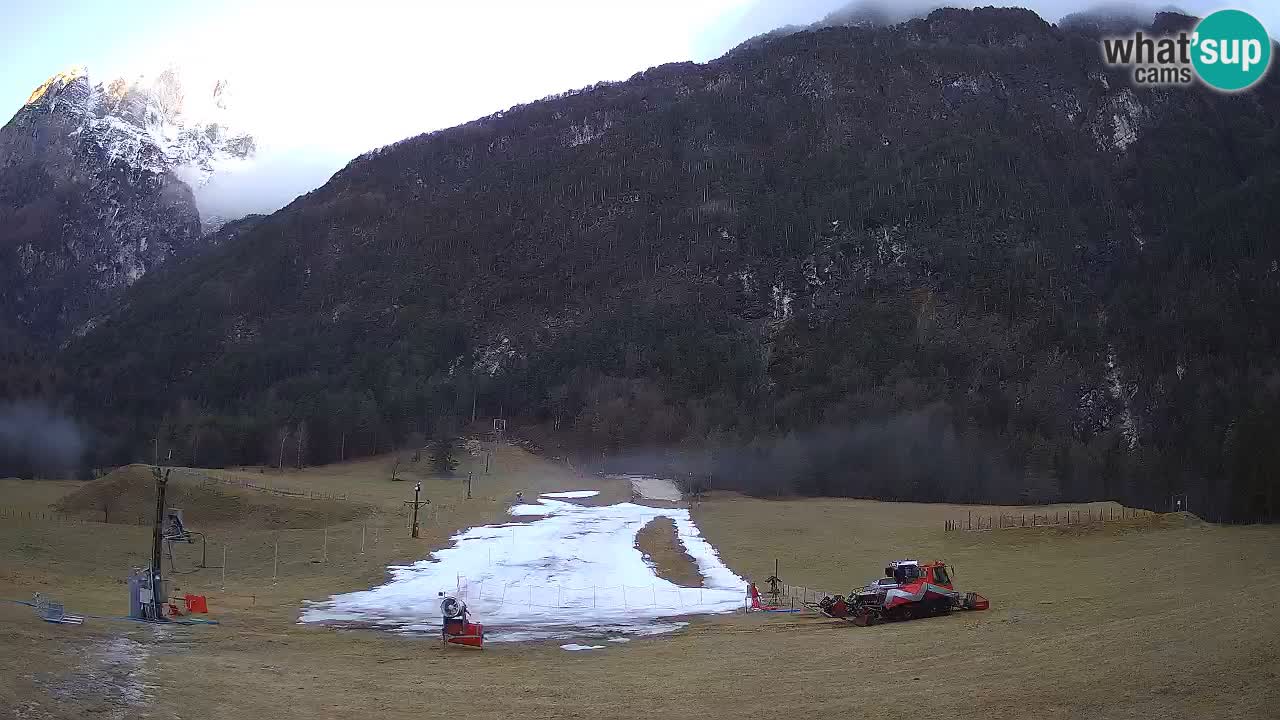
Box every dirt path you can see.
[635,517,703,586]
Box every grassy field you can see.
[0,479,87,512]
[1,444,1277,720]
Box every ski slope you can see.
[300,495,746,641]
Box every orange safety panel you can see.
[184,594,209,613]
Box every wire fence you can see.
[379,575,834,612]
[0,506,403,591]
[449,576,744,610]
[944,506,1156,531]
[755,581,843,608]
[0,507,818,613]
[147,522,397,592]
[0,506,149,525]
[176,469,349,501]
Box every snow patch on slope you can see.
[1106,345,1139,450]
[540,490,599,499]
[22,66,256,224]
[1093,89,1146,152]
[619,475,682,502]
[301,498,746,641]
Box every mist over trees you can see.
[12,8,1277,521]
[0,401,85,479]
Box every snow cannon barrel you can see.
[440,594,484,648]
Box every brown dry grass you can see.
[188,440,616,511]
[0,478,86,513]
[635,517,703,587]
[54,465,362,528]
[1,450,1277,720]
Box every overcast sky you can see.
[4,1,1276,219]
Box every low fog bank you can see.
[193,144,351,225]
[598,406,1024,505]
[0,402,86,479]
[701,1,1245,58]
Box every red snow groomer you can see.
[817,560,988,626]
[440,594,484,648]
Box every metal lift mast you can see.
[149,466,171,620]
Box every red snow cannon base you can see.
[443,618,485,648]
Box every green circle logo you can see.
[1192,10,1272,92]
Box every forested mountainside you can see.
[32,8,1280,520]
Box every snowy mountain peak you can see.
[1,66,259,343]
[24,66,90,107]
[15,66,257,219]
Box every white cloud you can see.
[88,0,745,217]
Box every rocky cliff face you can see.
[0,67,255,346]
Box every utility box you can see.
[128,568,146,619]
[128,567,166,620]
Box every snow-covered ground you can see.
[300,496,745,642]
[540,490,600,499]
[509,490,599,516]
[618,475,682,502]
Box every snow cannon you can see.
[440,593,484,648]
